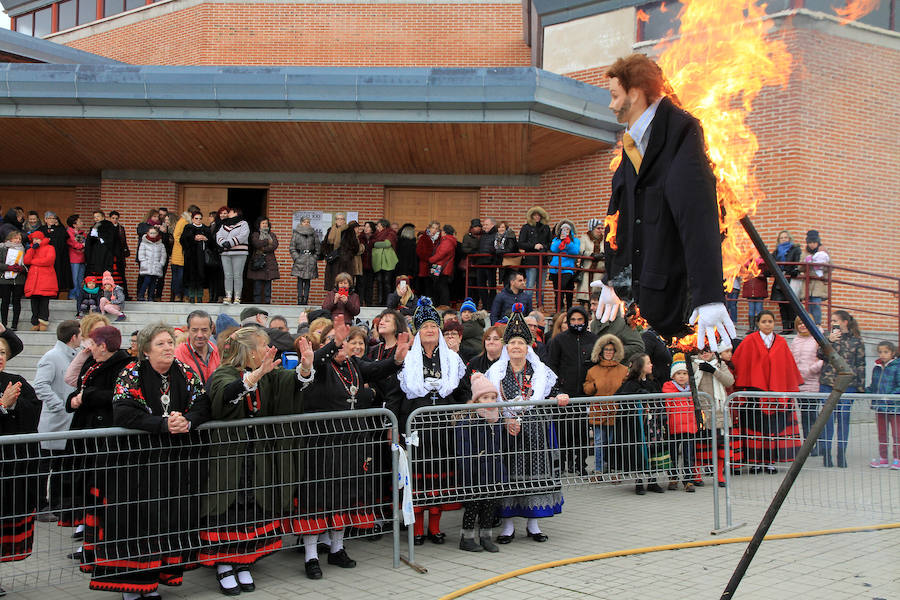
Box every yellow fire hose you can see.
[439,522,900,600]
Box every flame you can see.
[637,8,650,22]
[833,0,880,24]
[672,332,699,354]
[609,139,623,172]
[604,211,620,251]
[628,304,649,330]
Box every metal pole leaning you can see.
[720,217,854,599]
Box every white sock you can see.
[303,535,319,562]
[318,531,331,545]
[216,564,237,589]
[236,568,253,585]
[122,593,141,600]
[526,518,541,535]
[75,524,85,534]
[329,528,345,553]
[500,518,515,537]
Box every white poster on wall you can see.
[292,210,360,241]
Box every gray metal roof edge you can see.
[0,64,620,135]
[0,28,123,65]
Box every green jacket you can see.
[202,364,306,517]
[590,314,646,364]
[372,240,399,272]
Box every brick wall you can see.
[63,2,531,67]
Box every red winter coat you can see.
[24,241,58,297]
[416,233,435,278]
[662,381,698,435]
[430,234,456,276]
[66,227,85,264]
[732,332,803,393]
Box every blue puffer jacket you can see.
[549,237,580,274]
[868,358,900,413]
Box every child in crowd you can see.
[868,341,900,469]
[583,334,628,481]
[454,373,506,553]
[98,271,126,322]
[458,298,486,362]
[137,225,166,301]
[0,230,27,330]
[692,347,737,487]
[662,354,699,492]
[77,276,101,317]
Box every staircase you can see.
[7,300,387,384]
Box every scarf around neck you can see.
[775,241,792,261]
[398,332,465,399]
[485,346,557,416]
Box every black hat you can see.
[240,307,269,322]
[503,303,533,345]
[413,297,442,332]
[470,218,482,228]
[566,305,589,323]
[805,230,820,243]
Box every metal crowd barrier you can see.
[403,392,716,565]
[722,392,900,531]
[0,408,400,594]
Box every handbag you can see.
[324,250,340,264]
[250,253,267,271]
[203,243,220,267]
[501,255,522,267]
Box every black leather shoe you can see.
[718,481,726,487]
[67,551,83,561]
[647,483,665,493]
[216,568,241,596]
[526,531,548,542]
[367,523,383,541]
[496,532,515,544]
[635,485,646,495]
[327,549,357,568]
[413,535,426,546]
[426,532,446,545]
[235,566,255,592]
[693,480,705,487]
[72,530,84,541]
[304,559,323,580]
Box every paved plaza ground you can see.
[6,459,899,600]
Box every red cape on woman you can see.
[732,332,803,392]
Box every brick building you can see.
[1,0,898,331]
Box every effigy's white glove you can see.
[590,281,624,323]
[689,302,737,352]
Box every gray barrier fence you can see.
[722,392,900,531]
[0,408,400,594]
[403,392,717,565]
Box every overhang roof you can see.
[0,64,621,177]
[0,28,122,64]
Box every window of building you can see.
[78,0,97,24]
[104,0,124,17]
[34,6,52,36]
[58,0,77,29]
[125,0,145,10]
[805,0,896,31]
[15,12,33,35]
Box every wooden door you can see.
[180,185,228,224]
[0,186,76,223]
[385,188,479,240]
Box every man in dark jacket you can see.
[546,305,597,475]
[460,219,482,299]
[490,271,532,324]
[84,210,120,277]
[475,217,498,311]
[108,211,131,300]
[593,54,735,351]
[517,206,551,306]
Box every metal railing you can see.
[403,393,716,565]
[0,408,400,594]
[721,392,900,531]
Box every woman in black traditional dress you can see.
[296,317,409,578]
[90,323,210,599]
[484,304,568,543]
[397,298,468,545]
[179,211,212,303]
[65,326,134,569]
[0,328,38,597]
[614,353,668,495]
[202,326,314,595]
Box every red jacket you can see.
[662,380,698,435]
[66,227,85,264]
[430,233,456,276]
[24,240,58,297]
[415,233,435,278]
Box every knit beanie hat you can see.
[460,298,477,314]
[102,271,115,288]
[670,352,688,378]
[470,372,499,403]
[412,297,441,332]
